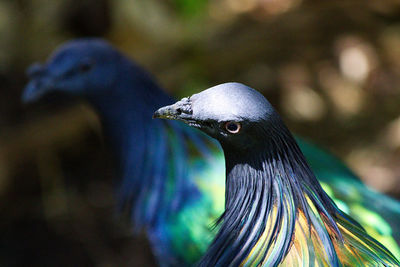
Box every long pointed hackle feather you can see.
[199,118,399,266]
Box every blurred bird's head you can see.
[22,38,127,103]
[154,82,282,152]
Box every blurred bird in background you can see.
[23,39,400,266]
[154,82,400,266]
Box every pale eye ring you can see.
[224,121,241,134]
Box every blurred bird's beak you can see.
[22,81,44,103]
[22,79,55,104]
[22,63,53,104]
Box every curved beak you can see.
[153,103,182,120]
[22,81,42,103]
[153,97,192,119]
[153,97,200,127]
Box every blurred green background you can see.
[1,0,400,266]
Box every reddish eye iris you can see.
[225,121,241,134]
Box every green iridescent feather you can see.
[296,137,400,259]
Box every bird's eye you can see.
[224,121,241,134]
[79,61,93,73]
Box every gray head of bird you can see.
[153,82,283,154]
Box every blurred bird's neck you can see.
[87,62,174,162]
[86,77,201,229]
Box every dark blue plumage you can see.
[23,39,400,266]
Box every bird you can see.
[23,39,400,266]
[153,82,400,266]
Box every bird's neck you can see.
[90,93,154,159]
[86,79,204,230]
[198,125,342,266]
[202,125,399,266]
[87,61,174,163]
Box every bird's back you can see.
[296,137,400,258]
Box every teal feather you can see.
[296,137,400,258]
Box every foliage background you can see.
[1,0,400,266]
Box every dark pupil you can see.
[227,123,238,131]
[80,63,92,72]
